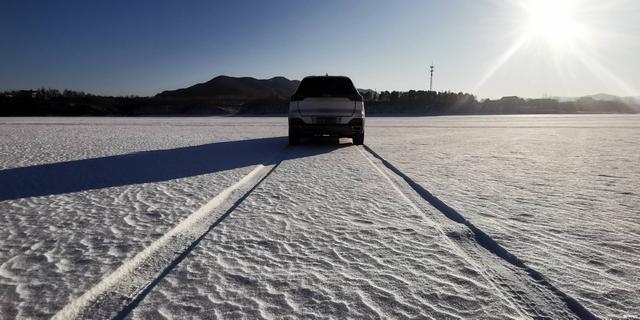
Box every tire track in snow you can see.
[359,145,600,320]
[128,144,524,319]
[355,146,534,318]
[52,147,288,320]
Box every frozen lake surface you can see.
[0,115,638,319]
[366,115,640,319]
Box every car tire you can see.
[289,128,300,145]
[353,131,364,145]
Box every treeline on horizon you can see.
[1,88,637,116]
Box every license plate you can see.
[316,117,337,124]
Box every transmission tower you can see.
[429,64,435,92]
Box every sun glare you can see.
[474,0,637,97]
[523,0,582,46]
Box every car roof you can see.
[301,75,351,80]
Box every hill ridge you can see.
[156,75,300,100]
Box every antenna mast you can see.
[429,63,435,92]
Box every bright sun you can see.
[523,0,582,45]
[476,0,637,96]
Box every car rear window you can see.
[295,77,358,97]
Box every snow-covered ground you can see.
[0,117,284,318]
[128,143,532,319]
[0,115,638,319]
[366,115,640,319]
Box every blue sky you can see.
[1,0,639,98]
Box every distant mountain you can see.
[582,93,624,101]
[156,75,300,100]
[624,97,640,113]
[557,94,640,113]
[583,94,640,112]
[556,93,636,102]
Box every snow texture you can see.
[365,115,640,319]
[0,115,638,319]
[129,144,529,319]
[0,117,283,318]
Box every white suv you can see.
[288,75,365,145]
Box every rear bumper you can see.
[289,118,364,137]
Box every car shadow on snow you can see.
[0,136,352,201]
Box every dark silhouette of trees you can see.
[364,90,478,114]
[359,90,375,101]
[377,91,390,102]
[0,88,636,116]
[361,90,636,115]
